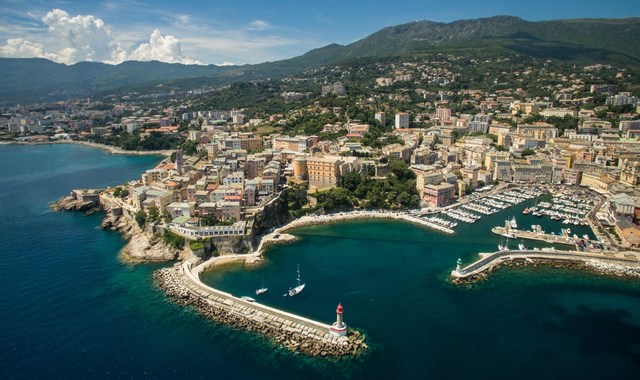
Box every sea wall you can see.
[153,265,367,357]
[451,252,640,285]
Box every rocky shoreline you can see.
[153,267,368,358]
[103,210,183,262]
[51,196,100,213]
[53,195,183,262]
[452,257,640,284]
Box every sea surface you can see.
[2,144,640,379]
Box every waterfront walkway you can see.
[451,248,640,283]
[279,211,455,235]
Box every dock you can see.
[153,259,367,357]
[450,249,640,284]
[492,226,582,247]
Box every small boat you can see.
[240,296,256,302]
[510,217,518,229]
[522,208,530,215]
[518,243,526,250]
[255,279,268,295]
[285,264,305,297]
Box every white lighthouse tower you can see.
[329,303,347,337]
[456,258,463,272]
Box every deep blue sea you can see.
[2,144,640,379]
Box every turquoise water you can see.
[2,144,640,379]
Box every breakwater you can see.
[153,262,367,357]
[451,249,640,284]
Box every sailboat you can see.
[255,278,268,295]
[510,216,518,229]
[285,264,305,297]
[498,237,510,251]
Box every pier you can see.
[153,258,367,357]
[492,226,579,246]
[450,249,640,284]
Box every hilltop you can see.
[1,16,639,104]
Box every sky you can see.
[0,0,638,66]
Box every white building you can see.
[395,112,409,129]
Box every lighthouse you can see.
[456,258,463,272]
[329,303,347,337]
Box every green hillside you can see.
[1,16,639,104]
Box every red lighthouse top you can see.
[336,303,343,314]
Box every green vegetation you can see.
[317,156,420,212]
[134,210,147,227]
[112,187,129,198]
[521,148,535,157]
[162,230,185,250]
[189,239,205,251]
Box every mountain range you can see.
[1,16,639,104]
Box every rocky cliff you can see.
[101,209,183,262]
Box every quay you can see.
[450,249,640,284]
[153,257,367,357]
[492,226,579,246]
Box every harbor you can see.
[491,225,605,250]
[153,258,367,357]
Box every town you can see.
[3,53,640,254]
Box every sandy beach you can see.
[3,140,173,156]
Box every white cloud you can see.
[0,8,200,65]
[41,8,125,64]
[128,29,200,64]
[0,38,45,58]
[247,20,272,31]
[215,61,236,66]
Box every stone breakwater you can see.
[584,260,640,279]
[452,258,590,284]
[452,255,640,285]
[153,266,368,357]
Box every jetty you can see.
[450,249,640,284]
[153,258,367,357]
[492,226,579,246]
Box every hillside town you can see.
[3,55,640,251]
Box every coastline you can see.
[193,210,453,271]
[1,139,173,156]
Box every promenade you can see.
[277,210,455,235]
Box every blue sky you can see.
[0,0,638,65]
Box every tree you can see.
[135,210,147,227]
[113,187,122,197]
[147,206,160,223]
[521,148,535,157]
